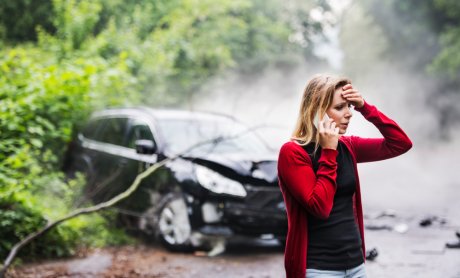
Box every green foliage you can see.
[429,28,460,78]
[0,197,132,263]
[3,0,322,106]
[83,0,307,106]
[0,0,55,42]
[0,47,139,194]
[427,0,460,78]
[52,0,102,55]
[0,195,78,259]
[0,44,138,261]
[361,0,460,78]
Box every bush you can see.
[0,196,78,260]
[0,172,134,262]
[0,46,138,262]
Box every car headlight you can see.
[195,165,247,197]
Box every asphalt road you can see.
[8,214,460,278]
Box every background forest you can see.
[1,0,459,264]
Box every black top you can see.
[304,141,363,270]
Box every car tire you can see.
[156,193,193,252]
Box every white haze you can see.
[191,1,460,223]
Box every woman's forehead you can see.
[332,88,348,103]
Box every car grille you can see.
[242,185,285,211]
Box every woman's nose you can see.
[345,107,353,117]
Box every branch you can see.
[0,157,167,278]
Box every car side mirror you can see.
[135,139,156,154]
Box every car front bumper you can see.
[188,186,287,238]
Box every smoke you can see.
[191,63,331,150]
[338,2,460,220]
[190,0,460,222]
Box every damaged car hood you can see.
[183,152,278,184]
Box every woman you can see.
[277,74,412,278]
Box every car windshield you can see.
[157,117,273,155]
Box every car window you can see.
[157,118,272,155]
[82,119,105,140]
[126,119,155,149]
[97,117,128,146]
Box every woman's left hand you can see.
[341,84,364,108]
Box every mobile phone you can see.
[313,113,330,129]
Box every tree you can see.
[0,0,55,42]
[356,0,460,138]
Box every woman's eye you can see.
[335,104,353,110]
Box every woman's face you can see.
[326,87,353,134]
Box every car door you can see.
[117,117,159,209]
[86,116,129,203]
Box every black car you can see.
[64,107,287,252]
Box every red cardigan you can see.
[277,101,412,278]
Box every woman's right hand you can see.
[318,118,340,150]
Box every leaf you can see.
[30,139,43,148]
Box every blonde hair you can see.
[291,74,351,152]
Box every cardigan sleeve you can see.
[278,142,338,219]
[350,101,413,163]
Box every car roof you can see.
[91,107,237,122]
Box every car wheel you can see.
[156,194,193,252]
